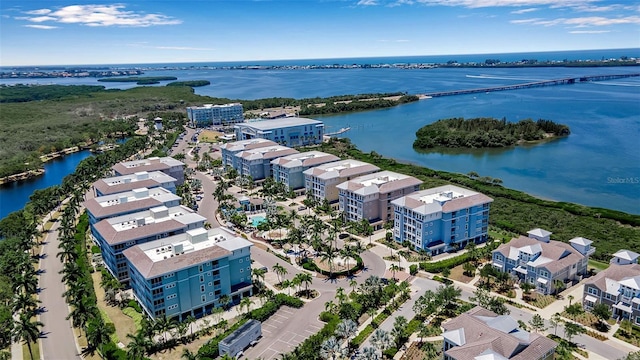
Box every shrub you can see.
[419,253,470,273]
[91,245,101,254]
[351,325,374,347]
[409,264,418,275]
[128,300,142,313]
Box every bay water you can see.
[1,49,639,215]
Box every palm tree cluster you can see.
[57,202,114,358]
[412,284,463,320]
[126,314,198,359]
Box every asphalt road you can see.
[38,213,82,360]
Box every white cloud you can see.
[25,9,52,15]
[357,0,379,5]
[155,46,216,51]
[510,15,640,27]
[24,24,58,29]
[569,30,611,33]
[511,7,538,14]
[18,4,181,27]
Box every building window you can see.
[200,285,205,293]
[239,259,243,263]
[587,287,598,295]
[199,275,204,283]
[199,265,203,272]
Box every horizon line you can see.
[2,47,639,68]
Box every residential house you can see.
[492,229,594,294]
[442,306,557,360]
[112,157,185,185]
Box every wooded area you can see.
[414,117,570,149]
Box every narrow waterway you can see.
[0,150,93,219]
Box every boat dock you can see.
[325,127,351,137]
[424,73,640,98]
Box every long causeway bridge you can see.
[424,73,640,98]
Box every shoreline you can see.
[0,145,89,186]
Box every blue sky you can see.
[1,0,639,66]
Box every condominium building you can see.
[234,145,299,181]
[220,139,278,170]
[92,205,206,283]
[86,187,181,225]
[112,157,185,185]
[234,117,324,147]
[271,151,340,190]
[391,185,493,254]
[492,229,594,294]
[442,306,557,360]
[583,250,640,323]
[124,227,253,320]
[93,171,177,196]
[186,103,244,127]
[337,171,422,225]
[303,159,380,204]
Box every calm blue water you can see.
[0,150,93,219]
[1,48,638,216]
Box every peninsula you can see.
[413,117,570,149]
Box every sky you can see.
[1,0,639,66]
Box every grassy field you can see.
[588,259,610,271]
[198,129,223,143]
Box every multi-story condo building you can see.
[391,185,493,254]
[186,103,244,127]
[220,139,278,170]
[442,306,557,360]
[337,171,422,226]
[492,228,594,294]
[583,250,640,323]
[303,159,380,205]
[234,117,324,147]
[92,205,206,284]
[86,187,181,225]
[271,151,340,190]
[93,171,177,196]
[124,227,253,320]
[112,157,185,185]
[234,145,299,181]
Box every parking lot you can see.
[243,305,324,359]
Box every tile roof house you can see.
[442,306,557,360]
[583,253,640,324]
[492,229,594,294]
[303,159,380,204]
[112,157,185,185]
[271,151,340,190]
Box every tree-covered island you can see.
[413,117,570,149]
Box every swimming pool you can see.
[251,216,266,227]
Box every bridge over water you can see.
[424,73,640,98]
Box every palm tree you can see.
[370,328,392,355]
[240,296,254,316]
[12,293,40,315]
[185,315,196,336]
[320,336,343,360]
[154,315,174,343]
[335,319,357,342]
[295,272,313,298]
[67,297,93,337]
[12,313,43,360]
[389,263,400,281]
[181,348,199,360]
[219,294,232,311]
[272,263,288,285]
[320,246,339,278]
[126,331,152,359]
[359,346,380,360]
[391,316,408,349]
[85,317,113,358]
[252,267,267,287]
[349,279,358,293]
[335,287,346,305]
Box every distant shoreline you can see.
[2,58,638,80]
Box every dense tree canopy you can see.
[413,117,570,149]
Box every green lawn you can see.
[588,259,610,271]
